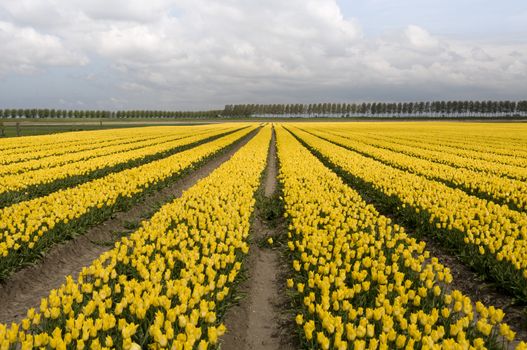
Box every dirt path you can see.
[221,129,294,350]
[0,131,257,325]
[263,134,277,197]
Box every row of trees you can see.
[2,100,527,119]
[0,109,221,119]
[223,100,527,117]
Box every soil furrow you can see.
[222,129,294,350]
[0,129,258,325]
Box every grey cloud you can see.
[471,47,493,62]
[0,0,526,109]
[0,21,87,75]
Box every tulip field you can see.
[1,121,527,349]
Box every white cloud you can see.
[0,21,87,75]
[97,25,171,60]
[70,0,175,23]
[404,25,441,51]
[0,0,526,108]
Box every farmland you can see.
[0,121,526,349]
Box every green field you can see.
[0,120,213,137]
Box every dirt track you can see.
[0,130,257,324]
[222,129,295,350]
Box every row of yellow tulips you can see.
[302,127,527,212]
[324,122,527,158]
[360,132,527,166]
[0,126,242,207]
[340,126,527,165]
[318,126,527,181]
[0,125,224,174]
[0,127,178,160]
[0,126,256,280]
[0,125,271,349]
[289,126,527,301]
[276,125,523,350]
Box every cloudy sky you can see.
[0,0,526,110]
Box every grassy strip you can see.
[0,123,208,138]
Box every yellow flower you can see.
[304,320,315,340]
[129,342,141,350]
[295,314,304,325]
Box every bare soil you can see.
[221,130,295,350]
[0,131,257,324]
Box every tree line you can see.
[1,100,527,119]
[0,109,221,119]
[222,100,527,117]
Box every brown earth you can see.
[0,130,257,324]
[221,129,295,350]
